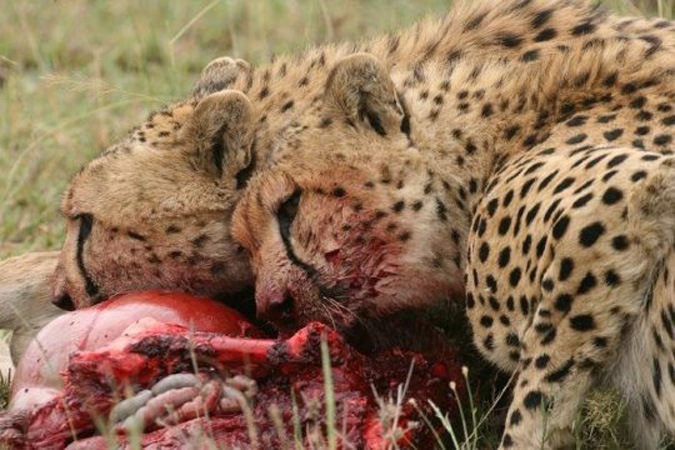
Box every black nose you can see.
[52,292,75,311]
[261,293,295,326]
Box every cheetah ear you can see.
[183,89,255,179]
[324,53,404,136]
[192,56,251,97]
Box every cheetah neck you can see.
[393,28,672,223]
[230,0,649,170]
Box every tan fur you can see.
[229,1,675,448]
[191,56,251,98]
[0,252,63,363]
[48,2,674,445]
[53,81,256,307]
[55,0,658,308]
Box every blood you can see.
[1,293,465,449]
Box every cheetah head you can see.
[232,54,465,335]
[53,63,260,309]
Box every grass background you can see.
[0,0,674,447]
[0,0,673,259]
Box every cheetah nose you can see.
[51,264,75,311]
[52,292,75,312]
[257,290,295,325]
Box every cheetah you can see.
[51,56,257,310]
[51,0,659,311]
[227,2,675,448]
[0,252,62,361]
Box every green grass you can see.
[1,0,674,448]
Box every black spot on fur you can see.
[553,177,575,194]
[570,314,595,331]
[534,28,557,42]
[166,225,181,234]
[479,242,490,263]
[579,222,605,247]
[510,268,522,287]
[603,129,624,141]
[559,258,574,281]
[545,359,575,383]
[498,247,511,268]
[521,49,540,62]
[480,315,494,328]
[535,354,550,369]
[127,231,146,241]
[605,270,621,287]
[654,134,672,146]
[523,391,543,409]
[554,294,573,312]
[499,33,523,48]
[566,134,587,145]
[612,235,629,251]
[577,272,597,295]
[531,9,553,29]
[602,187,623,205]
[552,215,570,239]
[572,193,593,209]
[509,409,522,426]
[333,187,346,197]
[571,22,596,35]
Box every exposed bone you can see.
[218,397,241,414]
[221,385,248,402]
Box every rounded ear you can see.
[192,56,251,97]
[324,53,404,136]
[182,90,255,179]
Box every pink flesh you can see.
[3,292,464,449]
[10,291,258,410]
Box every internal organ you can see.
[2,293,463,449]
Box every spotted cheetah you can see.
[51,56,256,310]
[228,2,675,448]
[52,0,661,312]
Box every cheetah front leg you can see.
[465,148,675,449]
[499,158,675,449]
[500,285,634,449]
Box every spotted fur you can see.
[54,3,675,446]
[229,1,675,448]
[56,0,650,308]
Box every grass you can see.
[0,0,674,448]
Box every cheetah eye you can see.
[277,189,302,241]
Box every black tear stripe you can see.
[76,214,100,299]
[277,190,341,303]
[277,189,318,278]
